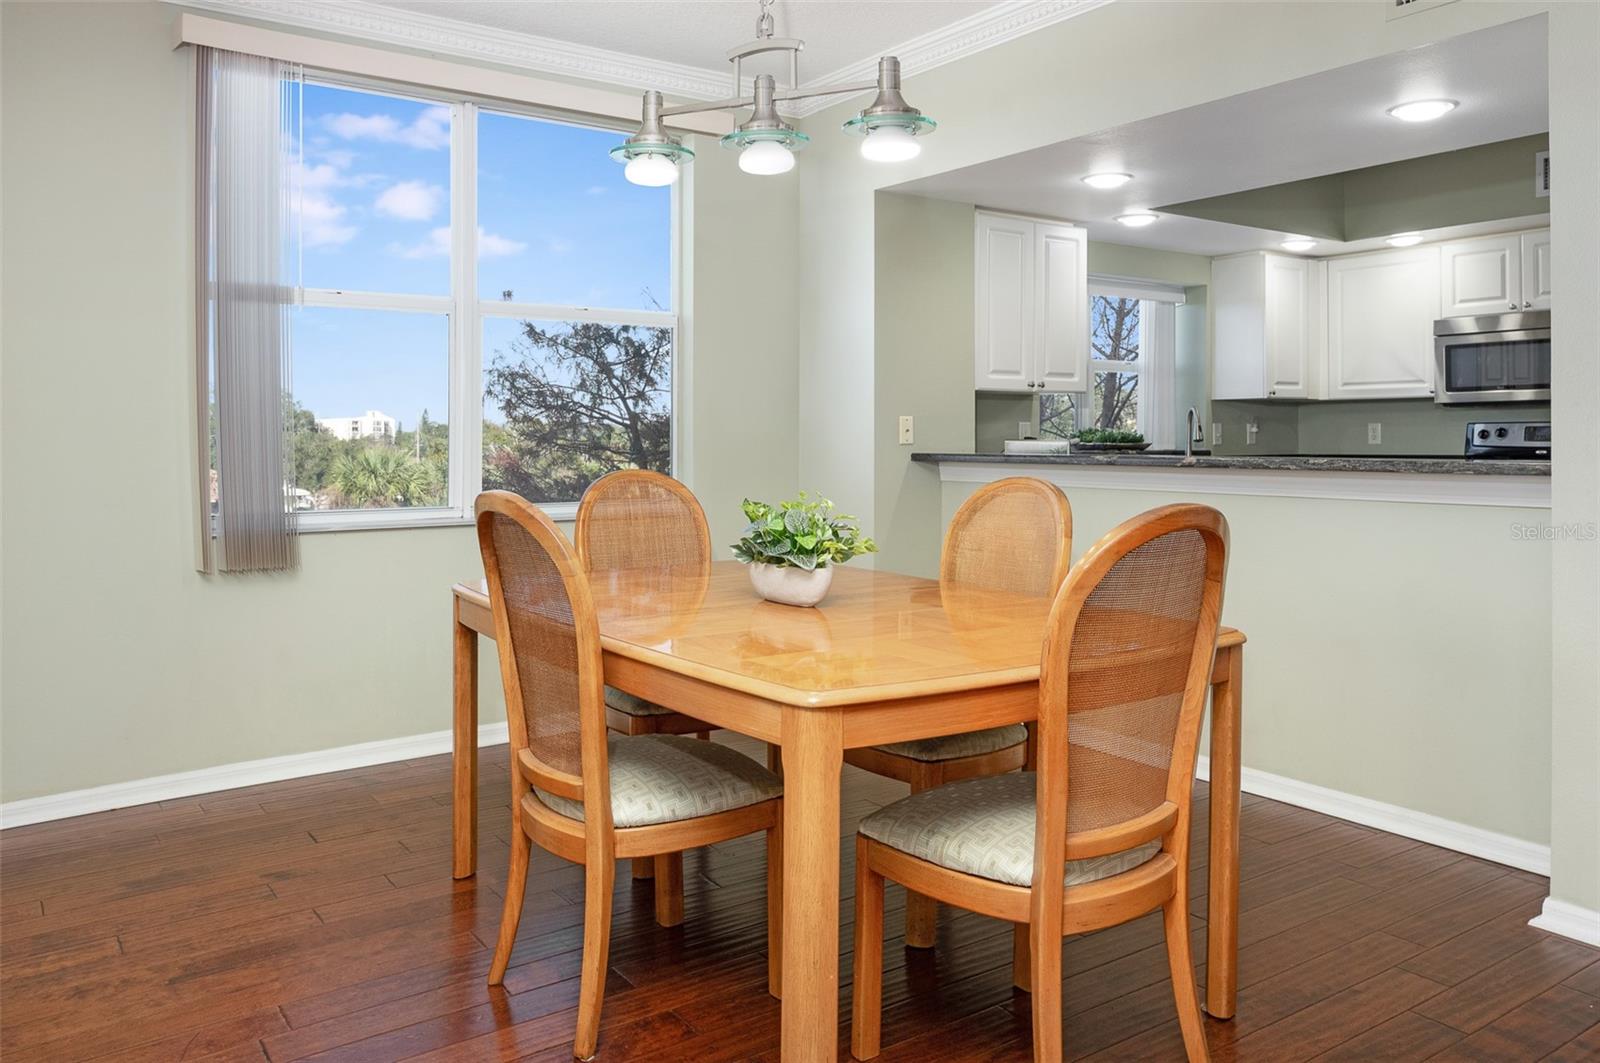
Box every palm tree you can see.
[330,448,436,508]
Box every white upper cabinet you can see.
[1211,252,1315,400]
[1520,229,1552,310]
[1327,246,1440,399]
[1441,234,1520,317]
[1440,229,1551,316]
[974,211,1087,392]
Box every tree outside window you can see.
[1039,295,1141,439]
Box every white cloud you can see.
[323,105,451,150]
[393,227,527,260]
[375,180,444,221]
[295,191,356,248]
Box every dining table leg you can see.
[1205,642,1242,1019]
[781,706,844,1063]
[452,599,480,880]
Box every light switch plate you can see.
[1018,421,1031,439]
[1246,420,1259,446]
[1212,423,1222,446]
[1368,422,1382,445]
[898,415,914,446]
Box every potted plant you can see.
[1070,427,1150,452]
[732,493,876,607]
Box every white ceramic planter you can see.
[748,561,834,608]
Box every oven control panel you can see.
[1465,421,1551,459]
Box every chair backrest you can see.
[940,477,1073,598]
[476,491,609,826]
[574,470,712,579]
[1032,504,1228,891]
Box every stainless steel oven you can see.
[1434,310,1551,405]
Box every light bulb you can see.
[1115,212,1159,228]
[860,125,921,163]
[1081,172,1133,190]
[624,153,678,187]
[739,140,795,176]
[1386,99,1458,123]
[1280,237,1317,252]
[1386,232,1423,247]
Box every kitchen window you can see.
[289,76,677,531]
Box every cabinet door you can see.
[974,214,1035,391]
[1521,230,1552,310]
[1440,235,1521,317]
[1034,223,1088,392]
[1327,247,1440,399]
[1264,254,1310,398]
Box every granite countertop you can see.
[911,452,1552,477]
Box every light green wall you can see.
[1087,241,1211,287]
[1166,135,1551,240]
[0,1,797,802]
[1211,399,1555,456]
[975,394,1036,453]
[940,479,1554,846]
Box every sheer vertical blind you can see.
[195,46,301,573]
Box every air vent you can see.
[1386,0,1459,20]
[1535,150,1550,198]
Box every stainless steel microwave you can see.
[1434,311,1551,405]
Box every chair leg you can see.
[766,741,783,778]
[767,804,784,999]
[1012,922,1032,992]
[903,763,942,948]
[851,836,884,1061]
[631,857,654,880]
[1028,917,1062,1062]
[653,852,684,927]
[574,855,615,1061]
[696,731,711,741]
[1163,891,1210,1062]
[487,825,531,986]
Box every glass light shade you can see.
[1386,99,1458,122]
[1082,172,1133,189]
[859,125,921,163]
[1280,237,1317,252]
[1115,212,1159,228]
[1386,232,1424,247]
[624,152,679,187]
[739,139,795,176]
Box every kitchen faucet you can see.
[1184,407,1203,464]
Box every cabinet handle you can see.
[1510,302,1518,310]
[1523,301,1532,309]
[1026,380,1035,388]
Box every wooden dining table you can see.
[451,562,1245,1062]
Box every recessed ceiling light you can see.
[1115,212,1159,228]
[1281,237,1317,252]
[1386,232,1424,247]
[1082,172,1133,190]
[1387,98,1458,123]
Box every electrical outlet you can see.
[1368,422,1382,445]
[1246,420,1259,446]
[1212,423,1222,446]
[1017,421,1031,439]
[898,415,914,446]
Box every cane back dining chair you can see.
[575,469,719,909]
[843,476,1072,947]
[477,491,784,1061]
[852,503,1229,1062]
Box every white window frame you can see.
[1052,279,1184,446]
[293,71,681,532]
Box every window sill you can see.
[294,501,578,533]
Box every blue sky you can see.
[292,81,671,432]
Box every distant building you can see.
[317,410,397,441]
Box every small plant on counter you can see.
[1073,427,1146,444]
[733,493,877,571]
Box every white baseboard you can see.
[1195,755,1552,876]
[1529,898,1600,948]
[0,721,510,829]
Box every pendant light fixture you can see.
[611,0,937,186]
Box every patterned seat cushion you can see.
[536,734,782,829]
[874,724,1027,763]
[605,685,674,717]
[859,773,1161,887]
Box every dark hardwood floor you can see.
[2,733,1596,1061]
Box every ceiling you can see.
[890,15,1550,256]
[377,0,1000,87]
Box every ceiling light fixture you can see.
[1082,172,1133,190]
[1281,236,1317,252]
[1116,212,1159,228]
[612,0,936,186]
[1386,98,1458,123]
[1386,232,1424,247]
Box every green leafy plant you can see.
[1073,427,1145,444]
[732,492,877,571]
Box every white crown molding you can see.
[164,0,1113,119]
